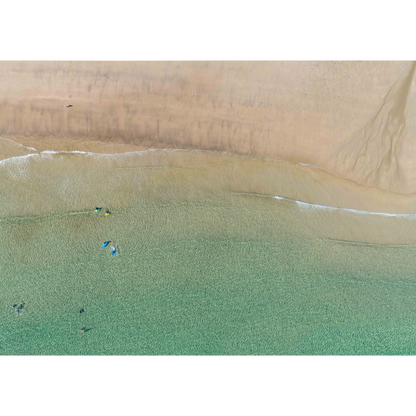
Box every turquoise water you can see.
[2,150,416,355]
[2,188,416,355]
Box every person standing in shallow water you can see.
[13,302,25,315]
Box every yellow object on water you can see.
[105,210,111,216]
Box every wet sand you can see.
[2,61,416,217]
[2,62,416,354]
[2,148,416,245]
[1,62,415,192]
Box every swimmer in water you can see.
[15,302,25,315]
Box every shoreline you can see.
[1,61,413,193]
[3,137,416,217]
[1,146,416,245]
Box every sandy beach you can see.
[1,61,416,214]
[3,62,416,355]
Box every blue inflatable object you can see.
[102,241,110,248]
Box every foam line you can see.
[272,195,416,219]
[1,148,416,218]
[0,136,39,152]
[0,147,235,168]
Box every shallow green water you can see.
[2,191,416,355]
[1,150,416,355]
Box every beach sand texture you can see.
[1,61,415,195]
[2,62,416,355]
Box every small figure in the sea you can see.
[111,246,117,256]
[12,302,25,315]
[66,104,73,108]
[80,327,86,334]
[79,308,84,314]
[102,241,111,248]
[15,302,25,315]
[105,210,111,216]
[95,207,102,212]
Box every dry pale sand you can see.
[1,61,416,215]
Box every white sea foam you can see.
[0,153,36,165]
[0,136,39,152]
[0,148,194,181]
[0,139,37,180]
[42,150,89,155]
[2,148,416,219]
[0,148,163,166]
[0,147,223,168]
[0,153,37,180]
[272,195,416,219]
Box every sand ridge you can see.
[333,62,416,193]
